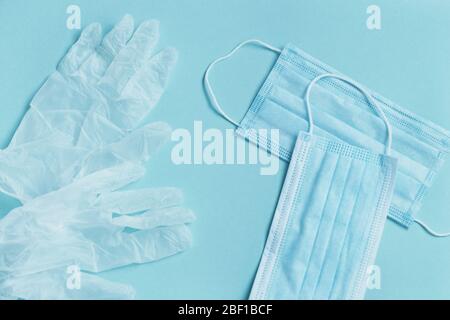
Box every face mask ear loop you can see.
[305,73,392,156]
[413,218,450,238]
[204,39,282,127]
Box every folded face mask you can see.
[204,40,450,232]
[251,74,397,300]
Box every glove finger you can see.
[89,224,192,272]
[77,15,135,83]
[57,23,102,76]
[81,46,177,139]
[126,20,160,60]
[0,140,144,204]
[98,19,160,97]
[11,162,145,210]
[1,267,135,300]
[100,187,184,214]
[69,162,146,195]
[0,236,86,279]
[98,14,134,61]
[120,47,178,113]
[112,207,196,230]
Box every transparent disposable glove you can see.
[0,266,136,300]
[0,15,178,202]
[0,163,195,281]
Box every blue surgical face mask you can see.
[204,40,450,235]
[252,73,397,299]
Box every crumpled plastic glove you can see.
[0,266,136,300]
[0,15,178,202]
[0,163,195,282]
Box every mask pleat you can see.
[271,147,328,298]
[269,87,431,183]
[276,63,444,161]
[251,96,429,184]
[328,162,380,299]
[279,46,449,143]
[269,149,325,299]
[271,81,440,168]
[310,157,366,299]
[297,154,352,299]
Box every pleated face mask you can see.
[250,74,397,300]
[204,40,450,233]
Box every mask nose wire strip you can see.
[305,73,393,156]
[203,39,282,127]
[413,218,450,238]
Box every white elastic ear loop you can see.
[413,218,450,238]
[305,73,393,156]
[204,39,282,127]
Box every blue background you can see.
[0,0,449,299]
